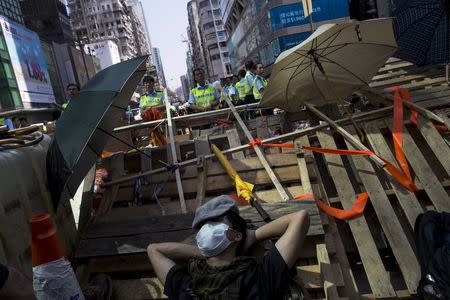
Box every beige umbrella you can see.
[260,18,397,112]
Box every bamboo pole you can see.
[102,105,395,188]
[222,96,290,201]
[114,103,260,133]
[305,103,385,167]
[164,89,187,214]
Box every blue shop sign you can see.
[278,31,312,52]
[269,0,350,31]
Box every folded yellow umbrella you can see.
[211,144,271,222]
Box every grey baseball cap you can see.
[192,195,238,229]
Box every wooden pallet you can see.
[306,113,450,298]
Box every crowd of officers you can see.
[139,60,270,117]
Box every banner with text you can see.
[0,16,55,103]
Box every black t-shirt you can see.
[164,246,292,300]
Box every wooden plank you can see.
[364,121,423,229]
[316,244,340,299]
[76,202,323,259]
[226,128,245,159]
[194,137,210,207]
[416,118,450,176]
[316,130,396,298]
[344,127,420,294]
[97,153,124,216]
[299,135,360,299]
[223,96,290,201]
[385,119,450,212]
[165,89,186,214]
[436,109,450,132]
[87,202,323,239]
[295,137,339,299]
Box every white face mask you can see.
[196,222,232,257]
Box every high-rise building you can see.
[19,0,74,44]
[187,0,231,82]
[0,0,24,24]
[180,74,190,103]
[67,0,140,60]
[222,0,351,74]
[152,47,166,88]
[125,0,151,57]
[187,1,207,77]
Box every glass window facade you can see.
[0,28,22,110]
[0,0,24,24]
[228,0,350,73]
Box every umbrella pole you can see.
[304,102,386,168]
[164,89,187,214]
[363,87,449,129]
[223,96,290,201]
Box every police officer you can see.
[244,61,256,103]
[62,83,80,109]
[234,69,248,105]
[140,75,165,113]
[253,63,267,101]
[188,68,220,113]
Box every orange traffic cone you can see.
[30,213,66,266]
[30,213,85,300]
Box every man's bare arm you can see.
[253,210,310,268]
[147,243,202,284]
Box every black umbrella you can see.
[47,55,148,211]
[393,0,450,65]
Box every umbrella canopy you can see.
[393,0,450,66]
[47,56,148,210]
[260,19,397,112]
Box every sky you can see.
[142,0,191,90]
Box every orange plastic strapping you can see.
[293,192,369,220]
[248,139,295,148]
[302,146,418,193]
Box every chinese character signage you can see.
[269,0,350,31]
[0,16,55,103]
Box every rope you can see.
[0,125,44,151]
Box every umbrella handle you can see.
[250,198,272,223]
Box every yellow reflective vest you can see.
[235,79,249,100]
[253,75,268,100]
[140,91,164,109]
[191,85,216,109]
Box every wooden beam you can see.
[344,126,420,294]
[102,106,399,188]
[223,96,290,201]
[316,130,396,298]
[363,121,423,229]
[164,89,186,214]
[305,103,385,168]
[114,103,260,133]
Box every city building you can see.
[84,40,121,69]
[222,0,395,74]
[67,0,141,60]
[19,0,74,45]
[187,0,231,82]
[0,15,55,110]
[180,74,190,103]
[187,1,208,77]
[152,47,167,88]
[125,0,152,58]
[125,0,151,57]
[0,0,24,24]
